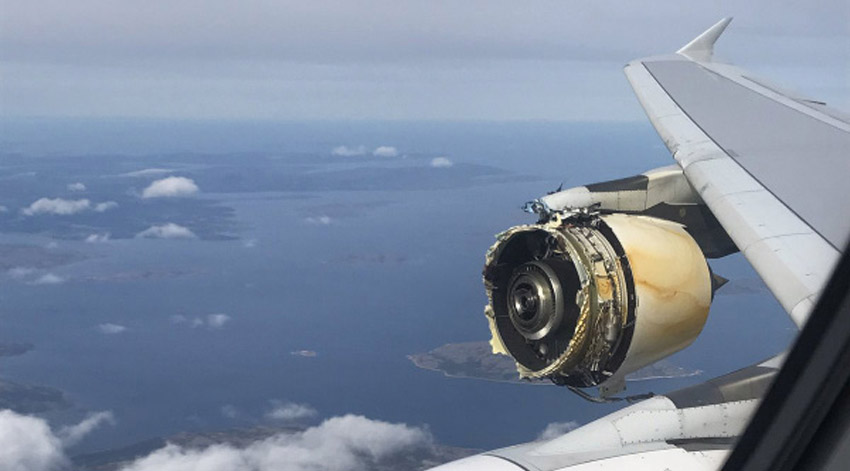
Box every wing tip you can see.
[677,17,733,62]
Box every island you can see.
[408,341,702,384]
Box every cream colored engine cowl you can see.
[483,212,712,393]
[600,214,712,385]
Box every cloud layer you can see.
[118,414,432,471]
[136,223,197,239]
[141,177,199,198]
[0,410,67,471]
[0,407,438,471]
[331,145,366,157]
[264,402,317,422]
[97,323,127,334]
[30,273,66,285]
[57,411,115,446]
[22,198,91,216]
[21,198,117,216]
[430,157,453,168]
[0,409,113,471]
[372,146,398,157]
[171,313,231,329]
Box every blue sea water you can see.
[0,119,796,454]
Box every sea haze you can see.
[0,119,797,457]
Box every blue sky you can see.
[2,1,848,120]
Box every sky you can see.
[2,0,848,121]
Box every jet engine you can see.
[483,212,712,395]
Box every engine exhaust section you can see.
[483,211,712,395]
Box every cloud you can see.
[265,402,317,422]
[94,201,118,212]
[305,215,332,225]
[120,168,174,177]
[67,182,86,192]
[85,233,111,243]
[30,273,66,285]
[57,411,115,447]
[372,146,398,157]
[0,205,8,213]
[206,313,231,329]
[242,238,257,248]
[331,145,366,157]
[141,176,199,198]
[0,409,113,471]
[0,410,67,471]
[22,198,91,216]
[7,267,36,279]
[97,323,127,335]
[171,313,231,329]
[21,198,117,216]
[0,408,435,471]
[430,157,453,168]
[290,350,317,358]
[116,414,432,471]
[536,421,580,441]
[136,223,197,239]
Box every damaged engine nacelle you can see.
[483,212,712,394]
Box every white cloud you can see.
[94,201,118,212]
[0,410,67,471]
[372,146,398,157]
[0,205,9,213]
[0,409,113,471]
[430,157,454,168]
[206,313,231,329]
[330,145,366,157]
[141,176,199,198]
[136,223,197,239]
[97,323,127,335]
[57,411,115,446]
[22,198,90,216]
[290,350,317,358]
[85,233,111,243]
[7,267,36,279]
[171,313,231,329]
[0,408,434,471]
[120,168,174,178]
[536,421,580,441]
[30,273,66,285]
[21,198,118,216]
[116,414,432,471]
[305,215,332,225]
[265,402,317,422]
[242,238,257,248]
[67,182,87,192]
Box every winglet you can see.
[677,17,732,62]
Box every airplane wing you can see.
[430,18,850,471]
[623,18,846,326]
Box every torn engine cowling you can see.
[483,212,712,395]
